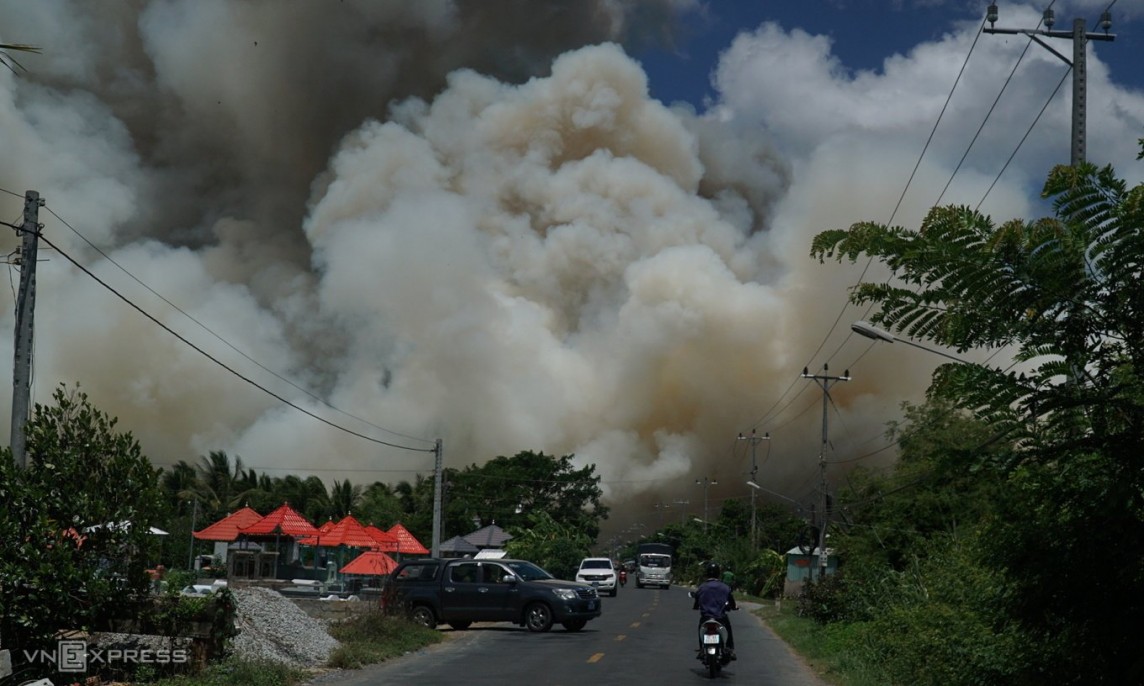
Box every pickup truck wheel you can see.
[524,602,554,632]
[448,621,471,630]
[562,619,587,632]
[410,605,437,629]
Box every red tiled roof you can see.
[341,550,398,576]
[239,503,319,537]
[365,525,399,547]
[193,507,264,542]
[296,515,377,549]
[377,523,429,554]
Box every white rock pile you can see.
[230,586,341,668]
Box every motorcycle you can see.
[690,591,735,678]
[698,615,732,677]
[619,569,627,587]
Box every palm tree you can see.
[185,451,251,520]
[328,479,363,520]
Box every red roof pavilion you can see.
[377,523,429,555]
[365,525,399,548]
[239,503,319,537]
[297,515,377,549]
[341,550,398,576]
[193,507,264,542]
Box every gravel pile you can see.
[231,586,341,668]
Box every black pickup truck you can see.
[382,557,602,632]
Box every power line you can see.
[746,14,989,435]
[976,68,1071,211]
[32,227,436,454]
[935,5,1050,206]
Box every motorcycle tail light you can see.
[704,623,720,634]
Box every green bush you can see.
[326,608,441,668]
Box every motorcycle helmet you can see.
[706,562,721,579]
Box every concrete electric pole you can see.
[10,190,42,469]
[431,438,443,557]
[983,4,1115,167]
[738,430,770,550]
[802,364,850,581]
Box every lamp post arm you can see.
[897,337,974,365]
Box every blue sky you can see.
[625,0,1143,231]
[638,1,1142,109]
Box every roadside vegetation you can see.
[790,152,1144,684]
[325,609,442,669]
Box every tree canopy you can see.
[811,161,1144,684]
[0,385,164,663]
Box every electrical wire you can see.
[744,13,990,436]
[976,67,1070,211]
[41,204,434,447]
[32,227,436,454]
[934,5,1049,207]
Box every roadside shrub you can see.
[796,572,851,623]
[326,607,441,668]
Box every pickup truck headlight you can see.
[552,588,578,600]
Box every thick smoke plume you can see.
[0,0,967,529]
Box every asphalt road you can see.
[307,584,830,685]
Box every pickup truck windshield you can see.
[504,560,553,581]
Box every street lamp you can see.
[851,320,972,364]
[695,477,717,533]
[738,430,770,550]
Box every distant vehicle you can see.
[635,542,673,589]
[382,557,601,632]
[575,557,618,596]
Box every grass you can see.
[148,658,307,686]
[325,609,443,669]
[755,599,889,686]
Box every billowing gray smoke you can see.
[1,0,917,528]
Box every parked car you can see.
[574,557,618,596]
[382,557,602,632]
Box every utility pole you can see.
[695,477,717,533]
[738,430,770,550]
[187,499,199,570]
[802,364,849,581]
[984,4,1115,167]
[431,438,443,557]
[10,190,42,469]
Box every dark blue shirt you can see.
[693,578,737,618]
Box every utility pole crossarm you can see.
[738,430,770,550]
[982,5,1117,168]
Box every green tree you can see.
[185,451,251,520]
[504,511,592,579]
[0,385,164,673]
[356,480,412,529]
[449,450,608,538]
[812,161,1144,684]
[328,479,363,520]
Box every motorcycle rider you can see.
[693,561,737,660]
